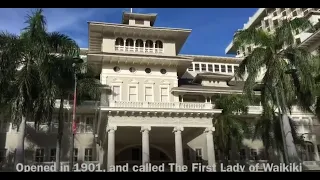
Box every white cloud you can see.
[0,8,126,47]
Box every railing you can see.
[108,101,213,110]
[54,100,98,109]
[115,45,163,54]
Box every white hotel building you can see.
[0,9,320,171]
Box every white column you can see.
[173,126,184,167]
[107,125,117,171]
[141,126,151,165]
[205,127,216,171]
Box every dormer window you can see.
[135,19,144,25]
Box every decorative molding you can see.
[173,126,184,132]
[144,80,155,84]
[129,79,139,84]
[204,127,215,133]
[106,125,117,132]
[160,80,171,85]
[112,78,123,83]
[141,126,151,132]
[107,116,212,128]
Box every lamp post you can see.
[69,57,84,171]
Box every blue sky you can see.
[0,8,257,56]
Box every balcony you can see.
[108,101,213,110]
[115,45,163,54]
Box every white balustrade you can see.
[115,45,163,54]
[108,101,213,110]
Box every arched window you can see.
[145,40,153,53]
[125,38,134,52]
[155,40,163,53]
[298,141,316,161]
[115,38,124,51]
[155,40,163,48]
[135,39,144,52]
[115,38,124,46]
[126,38,134,47]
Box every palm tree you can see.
[232,17,316,163]
[0,9,56,167]
[0,9,83,169]
[213,94,251,163]
[45,57,102,171]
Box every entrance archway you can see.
[115,144,173,166]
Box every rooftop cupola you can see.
[122,9,157,27]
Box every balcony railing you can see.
[109,101,213,110]
[115,45,163,54]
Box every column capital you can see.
[141,126,151,132]
[173,126,184,133]
[204,127,215,133]
[106,125,117,132]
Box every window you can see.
[145,68,151,74]
[188,64,193,71]
[273,20,279,27]
[75,116,82,133]
[50,149,56,161]
[234,66,239,73]
[195,148,202,161]
[135,19,144,25]
[305,143,315,161]
[282,11,287,16]
[221,65,226,72]
[258,149,266,160]
[0,149,6,163]
[296,38,301,45]
[85,117,94,133]
[35,148,44,163]
[129,67,136,73]
[0,118,9,133]
[73,148,78,162]
[145,86,153,102]
[292,11,298,17]
[84,148,93,161]
[265,20,269,27]
[183,148,190,161]
[250,149,258,160]
[112,86,120,101]
[160,69,167,74]
[113,66,120,72]
[194,64,200,71]
[239,149,246,160]
[208,64,213,72]
[132,148,141,161]
[160,87,169,102]
[273,11,277,16]
[227,65,233,73]
[129,86,137,101]
[214,65,219,72]
[51,116,58,133]
[201,64,206,71]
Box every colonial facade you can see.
[0,9,319,172]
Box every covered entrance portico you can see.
[102,110,218,172]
